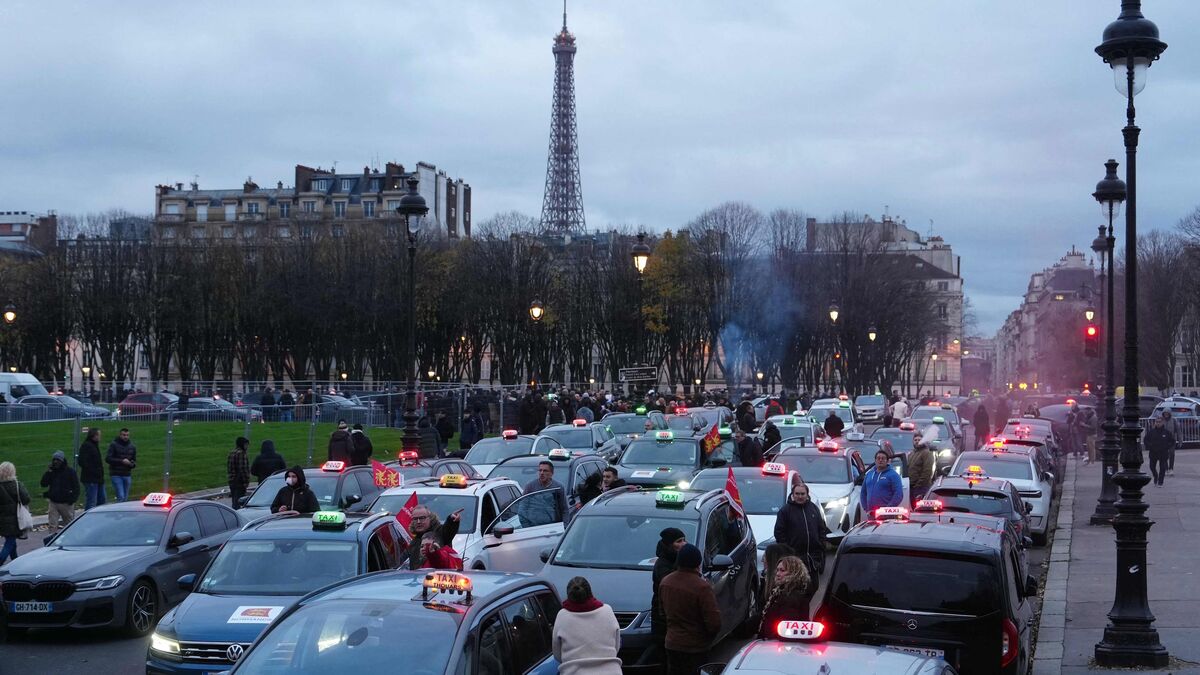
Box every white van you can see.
[0,373,49,401]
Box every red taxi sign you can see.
[838,394,849,401]
[817,440,839,452]
[398,450,419,464]
[874,506,909,520]
[548,448,572,461]
[898,421,917,431]
[915,499,943,512]
[776,620,826,641]
[321,461,345,472]
[501,429,518,440]
[762,462,787,476]
[655,430,674,441]
[675,406,688,414]
[572,418,588,427]
[142,492,172,507]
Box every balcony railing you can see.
[237,212,266,222]
[293,212,322,221]
[156,213,184,223]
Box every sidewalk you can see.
[1048,452,1200,673]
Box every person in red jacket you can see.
[418,532,463,570]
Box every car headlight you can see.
[824,496,849,510]
[150,632,181,654]
[939,449,953,457]
[74,574,125,591]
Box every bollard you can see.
[72,417,82,472]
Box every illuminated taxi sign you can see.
[501,429,518,440]
[990,439,1008,449]
[776,620,826,641]
[439,474,469,489]
[422,571,474,603]
[915,499,943,512]
[654,430,674,441]
[898,422,917,431]
[873,506,909,521]
[548,448,572,461]
[817,440,839,452]
[961,465,989,483]
[655,489,686,507]
[321,461,345,472]
[312,510,347,529]
[838,401,851,408]
[398,450,420,465]
[142,492,172,507]
[781,416,797,425]
[838,394,849,401]
[572,418,588,427]
[635,406,647,415]
[965,464,985,475]
[718,426,732,437]
[931,416,946,424]
[762,462,787,476]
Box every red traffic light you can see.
[1086,325,1098,337]
[1084,324,1100,357]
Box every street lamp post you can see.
[1090,160,1125,526]
[528,299,544,385]
[1094,1,1168,667]
[397,176,428,457]
[631,233,651,371]
[2,304,15,325]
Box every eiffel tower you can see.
[539,1,586,234]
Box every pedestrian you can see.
[270,466,320,514]
[660,543,722,675]
[278,389,295,422]
[327,420,355,463]
[576,396,595,423]
[773,482,831,584]
[733,429,763,467]
[600,466,626,492]
[405,505,462,569]
[251,439,287,483]
[435,410,455,449]
[1084,407,1099,465]
[1160,410,1177,475]
[973,400,991,449]
[890,396,910,426]
[908,433,937,506]
[349,423,374,466]
[576,471,603,506]
[860,449,903,514]
[758,555,813,639]
[823,410,844,438]
[227,436,251,509]
[994,397,1011,434]
[521,460,569,524]
[553,576,623,675]
[762,422,781,456]
[0,461,31,563]
[40,451,79,533]
[417,532,464,570]
[105,427,137,502]
[736,401,755,434]
[1145,417,1174,487]
[459,411,481,451]
[77,426,106,510]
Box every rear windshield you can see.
[248,475,340,510]
[605,416,651,434]
[463,437,533,465]
[831,551,1000,615]
[856,396,886,406]
[370,493,477,532]
[621,440,698,466]
[666,416,697,432]
[774,453,850,484]
[954,458,1033,481]
[540,428,593,448]
[689,474,785,515]
[489,462,572,491]
[928,489,1012,517]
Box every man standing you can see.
[522,460,569,524]
[823,410,845,439]
[105,428,136,502]
[41,451,79,533]
[349,424,374,466]
[907,436,937,506]
[861,449,903,515]
[434,411,455,450]
[77,427,105,510]
[972,400,991,450]
[327,420,355,463]
[733,429,763,467]
[773,482,831,584]
[405,504,462,569]
[227,437,251,509]
[1145,417,1174,487]
[278,389,295,422]
[889,396,910,427]
[1159,410,1177,475]
[660,543,722,675]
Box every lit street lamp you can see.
[2,304,15,325]
[827,303,839,324]
[632,233,652,370]
[1093,1,1168,667]
[867,326,877,342]
[397,176,428,457]
[529,299,545,322]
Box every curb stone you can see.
[1033,456,1076,673]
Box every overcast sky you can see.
[1,1,1196,334]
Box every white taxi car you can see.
[950,449,1054,545]
[773,440,866,541]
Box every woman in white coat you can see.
[552,576,623,675]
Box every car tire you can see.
[125,579,159,637]
[1032,532,1048,547]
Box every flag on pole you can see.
[701,423,721,456]
[724,466,745,520]
[394,492,419,533]
[371,459,403,488]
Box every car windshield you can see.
[488,463,572,492]
[540,428,593,448]
[464,437,534,465]
[230,598,457,674]
[197,539,358,595]
[54,510,165,546]
[394,464,433,480]
[370,493,477,532]
[621,440,699,466]
[776,424,815,442]
[248,475,341,510]
[553,515,699,569]
[605,416,650,434]
[929,489,1012,516]
[856,396,885,406]
[953,458,1033,481]
[688,409,725,427]
[665,416,696,432]
[774,454,850,483]
[870,430,919,452]
[831,551,1000,616]
[689,475,785,515]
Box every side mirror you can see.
[237,495,250,507]
[539,546,554,563]
[169,532,195,548]
[341,494,362,509]
[177,573,197,591]
[708,554,734,571]
[699,664,727,675]
[1025,575,1038,597]
[493,525,515,538]
[1044,472,1055,483]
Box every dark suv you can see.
[818,518,1035,674]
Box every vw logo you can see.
[906,619,919,631]
[226,644,245,661]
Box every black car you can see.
[909,498,1031,580]
[462,430,538,474]
[615,432,721,487]
[239,462,382,523]
[817,517,1036,674]
[540,487,760,664]
[384,452,481,482]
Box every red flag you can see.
[371,459,402,488]
[395,492,419,533]
[701,423,721,456]
[724,466,745,520]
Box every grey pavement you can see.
[1041,451,1200,674]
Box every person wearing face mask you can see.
[270,466,320,514]
[773,482,830,585]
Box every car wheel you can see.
[736,580,762,638]
[1032,532,1048,547]
[125,580,159,637]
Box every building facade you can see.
[0,210,57,257]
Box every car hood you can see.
[617,466,693,487]
[0,545,157,581]
[805,483,854,505]
[162,592,293,644]
[541,564,652,613]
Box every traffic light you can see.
[1084,324,1099,357]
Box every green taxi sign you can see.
[782,416,796,425]
[932,416,946,424]
[838,401,851,408]
[636,406,647,415]
[312,511,347,529]
[718,426,732,437]
[655,489,686,507]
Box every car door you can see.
[350,470,380,511]
[1004,542,1034,669]
[156,507,213,605]
[480,489,565,572]
[701,503,746,636]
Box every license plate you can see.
[11,601,52,613]
[887,645,944,659]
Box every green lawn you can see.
[0,420,476,515]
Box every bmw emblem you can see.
[227,644,245,661]
[906,619,919,631]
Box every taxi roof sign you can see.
[838,394,849,401]
[572,418,588,427]
[655,489,686,507]
[440,474,469,489]
[762,462,787,476]
[501,429,518,440]
[817,440,839,452]
[844,431,865,441]
[915,499,943,512]
[654,430,674,441]
[898,421,917,431]
[781,416,797,425]
[776,620,826,641]
[635,406,647,414]
[548,448,572,461]
[398,450,420,465]
[931,416,946,424]
[874,506,909,520]
[321,460,345,472]
[422,571,474,603]
[718,426,732,437]
[838,401,851,408]
[142,492,172,507]
[312,510,347,529]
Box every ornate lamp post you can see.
[528,299,544,385]
[1093,1,1168,667]
[631,233,651,368]
[528,299,545,322]
[2,304,15,325]
[1090,160,1125,526]
[397,177,428,456]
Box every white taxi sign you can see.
[548,448,572,461]
[142,492,172,507]
[321,460,345,472]
[874,506,909,520]
[762,462,787,476]
[776,620,826,640]
[915,499,943,512]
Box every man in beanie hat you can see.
[659,543,721,675]
[41,450,80,533]
[637,528,687,668]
